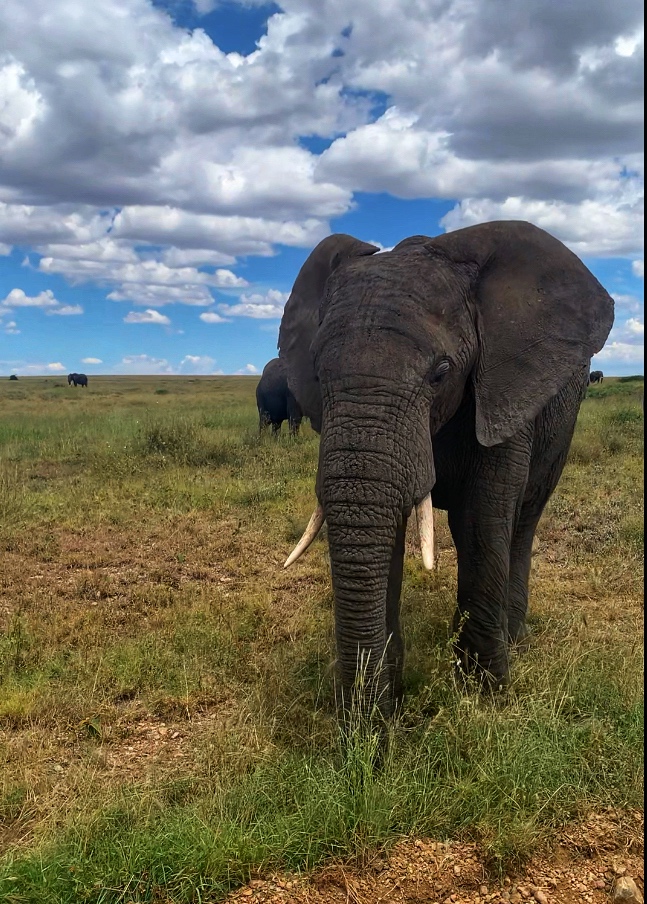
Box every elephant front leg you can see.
[448,440,531,689]
[385,519,407,709]
[449,509,511,689]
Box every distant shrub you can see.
[618,375,644,383]
[155,388,170,395]
[620,516,644,552]
[136,417,246,468]
[607,407,643,427]
[138,419,199,459]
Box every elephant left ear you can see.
[427,221,615,447]
[278,234,380,432]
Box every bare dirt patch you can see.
[225,812,644,904]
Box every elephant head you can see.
[278,221,614,720]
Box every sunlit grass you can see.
[0,374,643,902]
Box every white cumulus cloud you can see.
[46,304,83,315]
[1,288,59,308]
[218,289,288,320]
[440,192,644,258]
[19,362,67,374]
[179,354,222,374]
[82,357,102,364]
[124,309,171,325]
[114,355,174,375]
[594,341,644,365]
[199,311,229,324]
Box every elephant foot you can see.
[454,656,510,695]
[452,613,510,692]
[508,621,533,654]
[453,636,510,693]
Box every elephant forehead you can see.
[315,302,460,375]
[323,252,471,333]
[329,248,458,299]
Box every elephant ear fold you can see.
[427,221,615,447]
[278,234,379,432]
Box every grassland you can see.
[0,374,643,903]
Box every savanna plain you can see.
[0,375,643,904]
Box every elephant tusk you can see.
[284,504,325,568]
[415,494,435,570]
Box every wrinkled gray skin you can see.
[256,358,303,436]
[278,221,614,721]
[68,373,88,387]
[589,370,604,384]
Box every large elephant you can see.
[278,221,614,721]
[68,372,78,386]
[256,358,303,436]
[68,373,88,387]
[589,370,604,384]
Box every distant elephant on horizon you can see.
[589,370,604,384]
[9,374,18,380]
[68,373,88,387]
[256,358,303,436]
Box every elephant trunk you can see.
[318,390,433,721]
[325,486,402,720]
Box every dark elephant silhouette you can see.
[9,374,18,380]
[588,370,604,384]
[278,221,614,722]
[256,358,303,435]
[68,373,88,387]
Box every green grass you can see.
[0,375,643,901]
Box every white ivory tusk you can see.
[415,493,435,570]
[284,504,325,568]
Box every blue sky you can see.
[0,0,643,376]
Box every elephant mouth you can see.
[283,493,436,570]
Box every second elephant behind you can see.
[256,358,303,435]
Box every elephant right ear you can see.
[278,234,380,432]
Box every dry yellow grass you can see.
[0,374,643,902]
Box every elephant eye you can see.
[429,358,451,384]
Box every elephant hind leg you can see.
[287,394,302,436]
[508,371,585,645]
[506,510,542,648]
